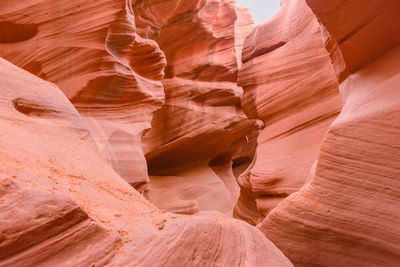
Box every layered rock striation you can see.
[0,0,295,265]
[0,0,259,216]
[142,0,258,216]
[257,0,400,265]
[235,0,342,224]
[0,57,293,266]
[0,0,167,189]
[1,0,399,265]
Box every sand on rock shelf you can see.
[0,0,399,266]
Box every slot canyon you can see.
[0,0,399,266]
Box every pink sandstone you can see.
[1,0,400,265]
[257,0,400,265]
[0,57,292,266]
[235,0,342,224]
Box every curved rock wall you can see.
[1,0,399,265]
[0,57,293,266]
[0,0,166,189]
[257,0,400,265]
[235,0,341,224]
[0,0,258,216]
[142,0,258,216]
[0,0,293,265]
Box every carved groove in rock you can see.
[0,21,38,43]
[0,0,399,266]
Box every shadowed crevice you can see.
[12,98,58,117]
[242,41,287,63]
[0,21,38,43]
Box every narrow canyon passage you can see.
[0,0,399,266]
[139,0,260,217]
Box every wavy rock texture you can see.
[0,179,120,267]
[0,58,293,266]
[0,0,259,216]
[0,0,167,189]
[259,0,400,266]
[235,0,342,224]
[142,0,258,216]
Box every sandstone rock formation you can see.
[235,0,342,224]
[0,0,258,216]
[1,0,399,265]
[0,58,293,266]
[257,0,400,265]
[0,0,167,189]
[142,0,258,216]
[0,0,296,265]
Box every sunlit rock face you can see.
[258,0,400,266]
[0,57,293,266]
[0,0,258,216]
[1,0,399,265]
[235,0,341,225]
[0,1,294,265]
[0,0,167,189]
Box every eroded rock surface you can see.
[142,0,258,215]
[0,58,293,266]
[0,0,259,216]
[0,0,167,189]
[235,0,341,224]
[258,0,400,265]
[1,0,399,265]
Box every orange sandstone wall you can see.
[257,0,400,265]
[0,0,259,216]
[1,0,399,265]
[0,0,166,189]
[0,58,293,266]
[142,0,258,216]
[235,0,341,224]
